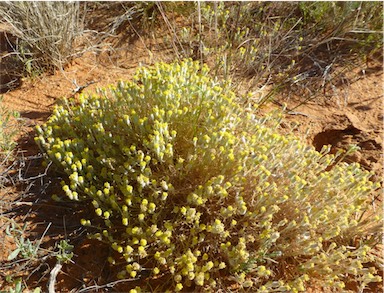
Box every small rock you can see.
[345,112,369,133]
[359,139,382,151]
[348,151,362,163]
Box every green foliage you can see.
[6,278,23,293]
[0,96,19,156]
[36,60,382,291]
[56,240,74,264]
[5,222,41,261]
[4,276,41,293]
[298,1,383,49]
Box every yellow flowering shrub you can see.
[35,59,382,292]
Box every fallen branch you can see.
[48,262,62,293]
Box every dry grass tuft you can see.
[0,1,86,72]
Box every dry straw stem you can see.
[0,1,85,71]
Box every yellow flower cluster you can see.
[36,59,382,291]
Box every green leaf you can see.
[14,278,23,293]
[8,248,21,261]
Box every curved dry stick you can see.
[48,262,62,293]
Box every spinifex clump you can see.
[36,59,382,292]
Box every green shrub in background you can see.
[0,96,19,160]
[35,60,382,292]
[174,1,383,102]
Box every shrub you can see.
[176,2,383,104]
[35,60,382,292]
[0,97,19,175]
